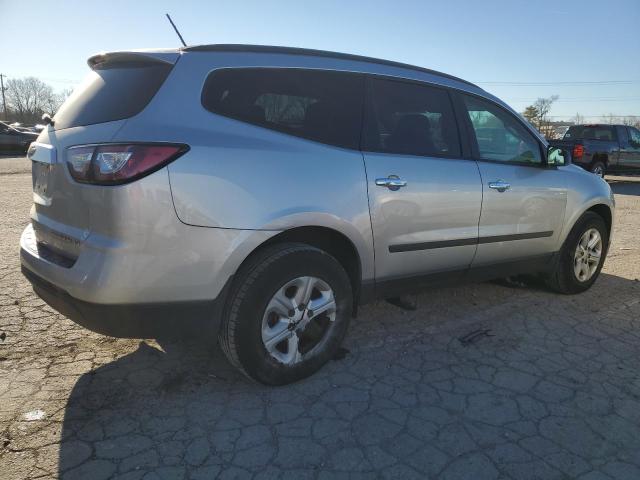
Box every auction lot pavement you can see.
[1,155,640,480]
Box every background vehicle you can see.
[9,122,46,133]
[0,120,38,153]
[20,45,614,384]
[550,124,640,177]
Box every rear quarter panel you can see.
[113,52,381,282]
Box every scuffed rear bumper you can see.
[21,265,226,338]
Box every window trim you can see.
[616,125,629,144]
[200,66,366,150]
[453,90,548,169]
[360,74,466,160]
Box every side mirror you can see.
[547,146,569,166]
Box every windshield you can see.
[1,121,18,132]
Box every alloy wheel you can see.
[573,228,602,282]
[261,276,337,365]
[591,165,604,178]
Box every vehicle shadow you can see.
[56,337,259,477]
[56,271,640,478]
[608,175,640,196]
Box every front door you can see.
[620,126,640,171]
[362,77,482,292]
[458,94,567,267]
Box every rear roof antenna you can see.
[166,14,187,47]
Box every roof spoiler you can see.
[87,50,180,70]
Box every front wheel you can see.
[546,212,609,294]
[219,243,353,385]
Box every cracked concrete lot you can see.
[1,154,640,479]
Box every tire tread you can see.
[218,243,328,381]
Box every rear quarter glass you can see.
[53,62,173,130]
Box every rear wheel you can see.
[546,212,608,294]
[219,243,353,385]
[590,161,606,178]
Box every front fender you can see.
[557,167,615,249]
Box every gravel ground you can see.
[1,155,640,479]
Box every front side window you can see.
[629,127,640,145]
[363,78,461,157]
[462,95,541,165]
[201,68,364,149]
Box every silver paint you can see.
[20,47,615,316]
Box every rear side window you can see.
[462,94,541,165]
[54,61,173,130]
[564,125,616,141]
[201,68,364,149]
[363,78,461,157]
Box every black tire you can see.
[590,161,606,178]
[546,212,609,294]
[219,243,353,385]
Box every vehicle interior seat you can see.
[387,114,436,155]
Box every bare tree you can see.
[620,116,640,128]
[532,95,559,136]
[571,112,584,125]
[5,77,71,124]
[522,96,559,136]
[6,77,54,123]
[43,88,73,117]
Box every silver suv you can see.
[21,45,614,384]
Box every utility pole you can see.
[0,74,7,119]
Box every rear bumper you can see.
[22,265,226,338]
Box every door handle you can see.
[488,180,511,192]
[375,176,407,191]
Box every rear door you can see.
[362,77,482,292]
[457,93,567,267]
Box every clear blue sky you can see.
[2,0,639,121]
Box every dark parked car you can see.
[550,124,640,177]
[0,121,38,153]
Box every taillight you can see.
[66,143,188,185]
[572,144,584,160]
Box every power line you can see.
[507,97,640,103]
[476,80,640,86]
[507,96,640,101]
[3,74,78,84]
[544,115,640,118]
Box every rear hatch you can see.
[28,50,179,262]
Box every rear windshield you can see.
[563,125,616,141]
[53,61,173,130]
[201,68,364,149]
